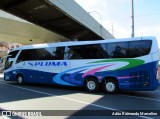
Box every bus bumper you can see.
[119,81,159,91]
[4,72,16,81]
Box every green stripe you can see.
[89,59,145,71]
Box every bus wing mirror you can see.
[8,58,14,63]
[0,59,4,70]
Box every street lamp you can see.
[108,23,115,36]
[108,29,118,38]
[88,11,103,37]
[131,0,135,37]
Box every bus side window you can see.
[43,47,64,60]
[17,47,65,62]
[107,42,129,58]
[64,46,82,60]
[16,50,30,63]
[82,44,109,59]
[55,47,64,60]
[128,40,152,58]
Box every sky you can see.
[0,0,160,47]
[75,0,160,47]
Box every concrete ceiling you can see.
[0,17,68,44]
[0,0,115,42]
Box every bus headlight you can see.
[5,75,10,80]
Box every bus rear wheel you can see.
[84,77,99,93]
[17,75,24,85]
[103,78,119,94]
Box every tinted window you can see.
[107,42,129,58]
[37,47,64,60]
[82,44,109,59]
[64,46,82,59]
[64,44,109,60]
[16,47,64,63]
[8,50,19,58]
[16,40,152,62]
[128,40,152,57]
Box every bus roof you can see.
[13,36,157,51]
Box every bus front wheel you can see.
[17,75,24,85]
[84,77,99,93]
[103,78,119,94]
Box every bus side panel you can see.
[4,69,60,84]
[117,61,159,91]
[4,61,159,91]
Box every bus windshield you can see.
[4,50,19,70]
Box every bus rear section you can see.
[116,58,159,91]
[115,38,159,91]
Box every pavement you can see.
[0,73,3,78]
[0,74,160,119]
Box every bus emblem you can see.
[28,61,67,67]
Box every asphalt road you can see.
[0,74,160,119]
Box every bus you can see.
[2,36,159,94]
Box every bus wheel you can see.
[103,78,119,94]
[84,77,99,93]
[17,75,24,85]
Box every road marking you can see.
[119,94,160,102]
[0,81,155,119]
[0,81,116,110]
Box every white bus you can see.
[2,36,159,94]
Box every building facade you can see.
[0,42,22,58]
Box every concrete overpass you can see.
[0,17,68,44]
[0,0,114,44]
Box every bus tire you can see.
[17,74,24,85]
[103,78,119,94]
[84,77,99,93]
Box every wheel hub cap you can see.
[18,77,22,83]
[106,82,115,92]
[87,81,96,90]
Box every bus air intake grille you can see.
[130,71,150,88]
